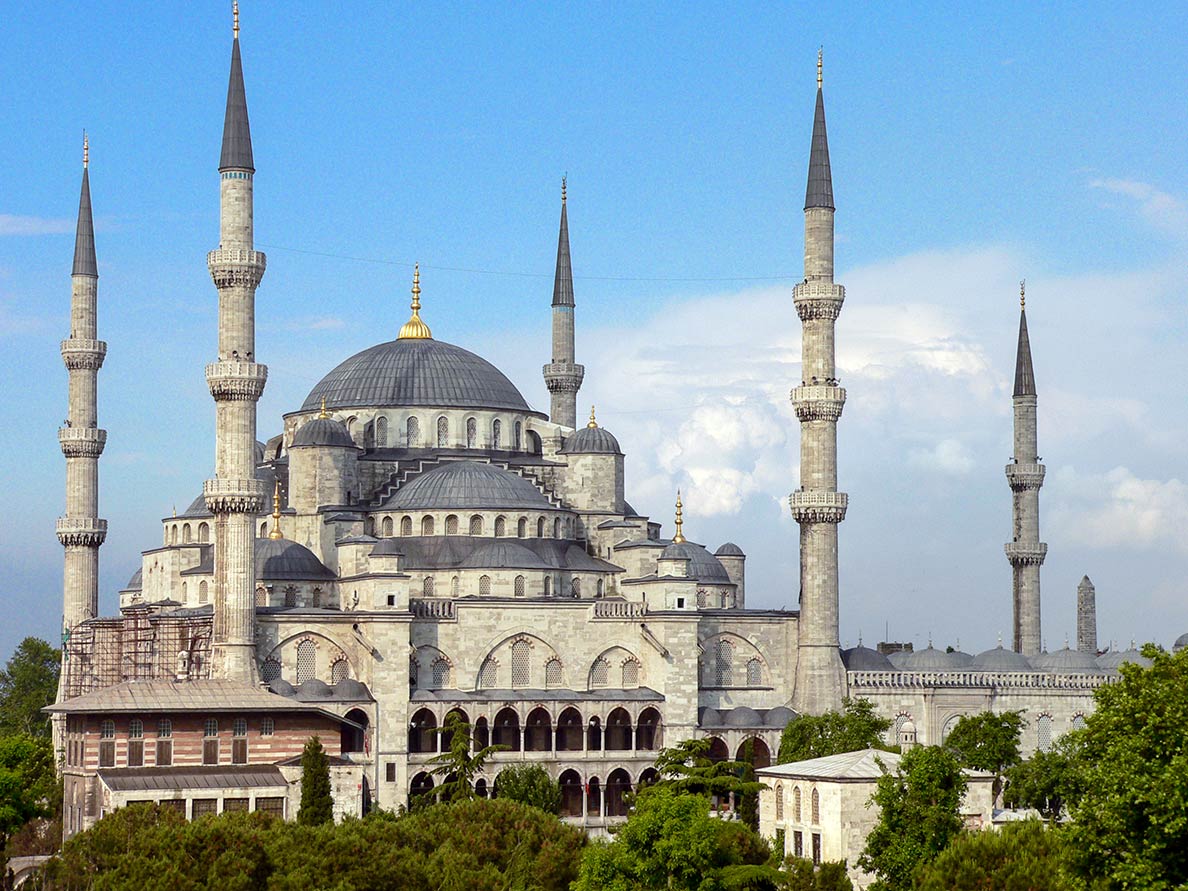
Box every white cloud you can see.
[0,215,73,236]
[909,438,975,475]
[1049,465,1188,553]
[1089,178,1188,238]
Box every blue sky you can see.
[2,3,1188,660]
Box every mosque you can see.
[48,11,1171,838]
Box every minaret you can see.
[204,2,268,683]
[58,133,108,656]
[542,177,584,428]
[791,52,848,714]
[1005,282,1046,656]
[1076,575,1097,654]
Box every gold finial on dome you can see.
[817,47,823,89]
[233,0,240,38]
[268,480,284,540]
[83,131,89,169]
[319,395,328,419]
[672,490,686,543]
[587,405,598,428]
[398,263,433,340]
[1020,279,1026,310]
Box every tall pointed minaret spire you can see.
[205,2,268,683]
[58,133,108,692]
[791,52,848,715]
[542,176,584,428]
[1005,280,1045,656]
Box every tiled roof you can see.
[47,679,332,715]
[100,765,285,792]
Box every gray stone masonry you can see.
[1077,576,1097,654]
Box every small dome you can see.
[715,542,745,558]
[1029,650,1056,671]
[658,541,732,584]
[903,646,969,671]
[333,678,372,701]
[970,645,1034,672]
[255,538,336,581]
[268,678,295,697]
[764,706,797,727]
[1042,647,1104,674]
[886,650,911,668]
[385,461,554,511]
[698,707,721,727]
[1096,648,1153,670]
[291,417,355,449]
[180,494,212,518]
[295,678,334,700]
[843,645,894,671]
[1173,633,1188,653]
[459,540,550,570]
[254,440,266,463]
[561,425,622,455]
[722,706,763,727]
[124,568,143,591]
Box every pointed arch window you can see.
[775,784,784,820]
[511,640,531,687]
[450,576,460,597]
[430,658,452,689]
[330,659,350,684]
[811,788,820,824]
[492,419,502,448]
[536,517,545,537]
[517,517,527,537]
[382,516,394,537]
[466,417,477,448]
[423,576,435,597]
[478,659,499,688]
[284,586,297,608]
[495,516,507,537]
[545,658,563,688]
[198,522,210,543]
[261,658,281,683]
[746,658,763,686]
[400,516,413,536]
[621,659,640,688]
[715,639,735,686]
[793,786,802,822]
[437,416,449,447]
[553,517,562,538]
[514,421,522,450]
[296,639,316,684]
[571,577,582,598]
[1037,714,1053,752]
[543,576,552,597]
[590,657,610,687]
[199,580,209,603]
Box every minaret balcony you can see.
[543,362,585,392]
[1005,542,1048,566]
[207,249,266,288]
[789,490,848,524]
[60,339,107,370]
[56,517,108,547]
[1004,462,1046,490]
[203,478,266,514]
[791,385,846,422]
[206,362,268,401]
[58,427,107,458]
[792,281,845,321]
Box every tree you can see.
[1062,644,1188,889]
[297,735,333,825]
[0,735,60,853]
[652,738,763,803]
[777,698,892,764]
[942,710,1022,798]
[779,857,854,891]
[424,711,507,803]
[0,638,60,738]
[1003,732,1084,819]
[736,739,759,831]
[857,746,965,891]
[492,764,561,814]
[914,820,1071,890]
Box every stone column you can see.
[1076,576,1097,654]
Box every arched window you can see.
[365,517,376,536]
[98,719,115,767]
[156,719,173,767]
[296,639,316,684]
[697,589,707,609]
[431,658,452,689]
[261,658,281,683]
[775,784,784,820]
[545,658,563,688]
[715,639,735,686]
[311,587,323,608]
[590,657,610,687]
[436,416,449,447]
[260,521,268,537]
[517,517,527,537]
[596,578,604,597]
[811,788,820,824]
[1071,714,1086,732]
[478,659,499,688]
[941,715,961,742]
[199,580,208,603]
[329,658,349,684]
[514,421,522,450]
[571,577,582,598]
[514,575,526,597]
[450,576,460,597]
[495,516,506,537]
[746,658,763,686]
[400,515,413,536]
[543,576,552,597]
[382,516,394,537]
[553,517,562,538]
[622,659,640,687]
[492,419,502,448]
[511,640,531,687]
[536,517,545,537]
[890,714,911,746]
[466,417,477,448]
[170,525,178,545]
[127,718,144,767]
[470,515,484,535]
[284,586,297,608]
[1037,714,1053,753]
[363,421,375,449]
[375,415,388,447]
[793,786,802,822]
[423,577,435,597]
[406,416,419,447]
[479,575,492,596]
[198,522,209,543]
[446,515,458,535]
[422,515,434,536]
[182,523,192,543]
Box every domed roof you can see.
[1041,647,1104,674]
[1175,633,1188,653]
[560,425,621,455]
[458,540,550,570]
[124,568,143,591]
[1096,648,1153,670]
[268,678,296,696]
[255,538,335,581]
[722,706,763,727]
[698,707,722,727]
[295,678,334,700]
[300,338,532,414]
[764,706,797,727]
[714,542,745,557]
[843,645,895,671]
[970,645,1034,672]
[385,461,554,511]
[291,417,355,449]
[886,650,911,668]
[903,646,971,671]
[658,541,732,584]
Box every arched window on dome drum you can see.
[511,640,531,687]
[406,416,419,447]
[746,658,763,686]
[450,576,460,597]
[254,585,267,607]
[170,525,178,545]
[553,517,562,538]
[470,515,484,536]
[330,659,349,685]
[697,589,707,609]
[571,577,582,598]
[261,658,281,683]
[536,517,545,537]
[421,516,434,536]
[437,415,449,447]
[182,523,192,543]
[382,517,393,537]
[179,581,187,601]
[495,516,506,537]
[365,517,375,536]
[445,515,458,535]
[199,580,208,603]
[514,575,525,597]
[259,521,267,537]
[514,421,522,450]
[284,587,297,608]
[198,522,209,543]
[479,575,492,596]
[543,576,551,597]
[423,577,434,597]
[375,415,388,447]
[400,516,413,536]
[517,517,527,538]
[296,640,316,684]
[492,419,502,448]
[311,587,322,608]
[466,417,477,448]
[715,639,735,686]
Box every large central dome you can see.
[300,339,533,414]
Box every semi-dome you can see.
[560,425,621,455]
[255,538,336,581]
[300,338,533,414]
[970,645,1034,672]
[385,461,554,511]
[843,645,894,671]
[1174,633,1188,653]
[714,542,745,557]
[1041,647,1104,674]
[658,541,732,584]
[291,416,355,449]
[1096,648,1153,670]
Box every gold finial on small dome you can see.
[587,405,598,428]
[268,480,284,540]
[319,395,328,419]
[233,0,240,38]
[817,47,823,89]
[399,263,433,340]
[672,490,686,543]
[83,131,89,169]
[1020,279,1026,310]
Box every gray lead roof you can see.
[552,191,574,307]
[804,88,834,211]
[1013,309,1036,397]
[72,167,97,277]
[219,37,254,172]
[382,461,555,511]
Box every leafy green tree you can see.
[942,710,1023,798]
[736,739,759,831]
[0,637,60,738]
[777,698,892,764]
[779,857,854,890]
[492,764,561,814]
[0,734,59,852]
[914,820,1071,890]
[297,735,333,825]
[857,746,965,891]
[652,738,764,804]
[1003,732,1084,819]
[1062,644,1188,889]
[424,711,507,803]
